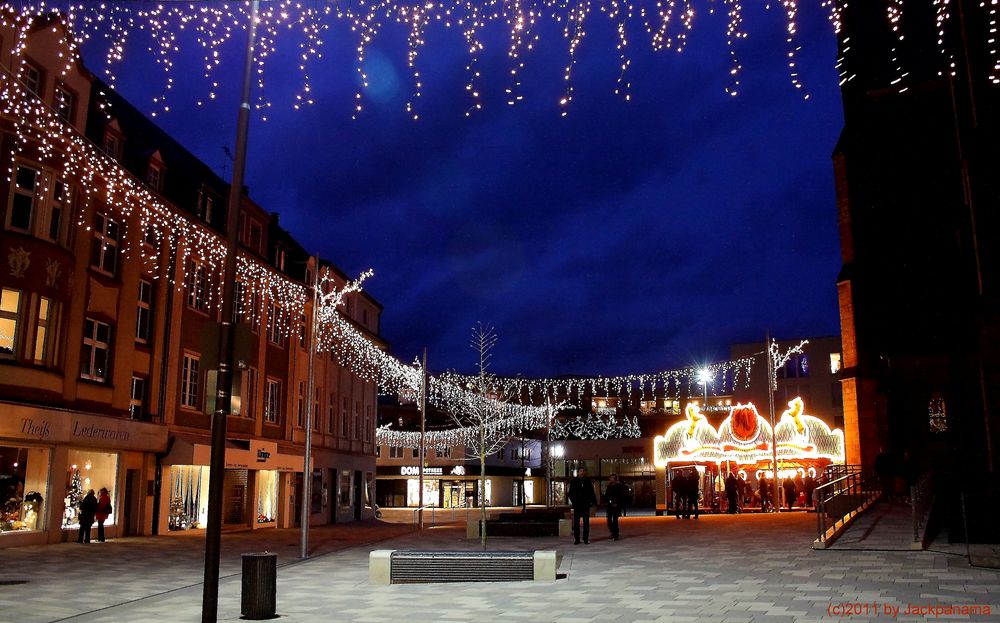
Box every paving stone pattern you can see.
[2,513,999,623]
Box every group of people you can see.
[76,488,112,543]
[723,472,817,513]
[567,468,630,543]
[671,469,700,519]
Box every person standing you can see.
[686,469,700,519]
[782,476,797,510]
[803,473,816,508]
[568,467,597,544]
[604,474,628,540]
[725,473,740,514]
[673,471,686,519]
[758,477,771,512]
[77,489,98,543]
[96,488,112,542]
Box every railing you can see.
[412,505,473,526]
[910,471,934,545]
[814,466,881,548]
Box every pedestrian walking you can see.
[673,471,686,519]
[96,487,112,542]
[604,474,628,540]
[78,489,98,543]
[568,467,597,544]
[758,477,772,512]
[803,474,816,508]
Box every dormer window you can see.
[101,120,124,160]
[21,62,42,97]
[196,188,215,224]
[54,84,74,123]
[147,162,163,192]
[275,247,286,271]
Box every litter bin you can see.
[241,552,277,620]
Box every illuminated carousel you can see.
[653,398,845,509]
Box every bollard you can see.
[241,552,277,620]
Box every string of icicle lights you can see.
[6,0,993,121]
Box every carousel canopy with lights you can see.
[653,398,845,468]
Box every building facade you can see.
[0,16,380,546]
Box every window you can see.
[327,393,335,434]
[362,308,368,326]
[830,353,842,374]
[90,213,119,276]
[437,447,451,459]
[102,130,121,160]
[314,387,321,431]
[249,220,262,253]
[242,367,258,419]
[8,165,38,232]
[181,353,201,409]
[375,445,381,457]
[297,381,305,428]
[298,313,307,348]
[365,405,372,442]
[54,84,74,123]
[832,382,843,409]
[48,179,68,244]
[411,448,419,459]
[341,397,349,436]
[146,163,163,192]
[264,379,281,424]
[232,281,246,323]
[354,402,360,440]
[186,260,209,311]
[33,296,54,364]
[0,288,23,358]
[196,189,214,224]
[276,247,287,272]
[129,376,145,420]
[80,318,111,382]
[143,222,158,248]
[250,291,262,333]
[135,279,153,344]
[21,62,42,96]
[267,302,283,345]
[497,449,505,460]
[389,447,404,459]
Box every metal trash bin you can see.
[241,552,277,620]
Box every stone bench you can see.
[369,550,557,585]
[466,517,572,538]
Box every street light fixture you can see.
[696,368,711,409]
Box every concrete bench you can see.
[369,550,557,585]
[466,516,572,538]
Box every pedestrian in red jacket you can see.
[96,487,112,542]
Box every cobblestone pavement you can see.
[3,513,999,623]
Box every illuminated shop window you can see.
[0,445,50,534]
[256,470,278,524]
[64,450,118,528]
[168,465,209,530]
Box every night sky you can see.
[88,3,844,378]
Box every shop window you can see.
[181,353,201,409]
[338,471,352,508]
[242,367,258,419]
[135,278,153,344]
[256,470,278,524]
[129,376,145,420]
[90,212,119,276]
[830,352,842,374]
[0,445,49,534]
[185,259,209,311]
[168,465,209,529]
[80,318,112,382]
[55,84,74,123]
[64,450,118,528]
[8,165,38,232]
[0,288,23,359]
[407,478,439,507]
[264,378,281,424]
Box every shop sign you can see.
[1,404,168,452]
[401,466,442,476]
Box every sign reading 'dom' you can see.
[400,466,443,476]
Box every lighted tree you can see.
[446,323,519,549]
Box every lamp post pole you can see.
[203,2,259,620]
[418,348,427,529]
[301,255,321,559]
[766,332,780,512]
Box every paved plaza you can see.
[2,512,998,623]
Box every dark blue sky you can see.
[93,3,843,378]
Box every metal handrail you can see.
[814,465,881,547]
[910,471,934,544]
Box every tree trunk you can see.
[479,422,487,550]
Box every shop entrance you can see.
[328,469,337,524]
[122,469,141,536]
[224,469,248,526]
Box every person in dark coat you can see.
[604,474,628,540]
[782,476,797,510]
[686,469,700,519]
[568,467,597,544]
[725,473,740,514]
[78,489,98,543]
[803,474,816,508]
[673,471,688,519]
[95,487,112,542]
[758,477,772,512]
